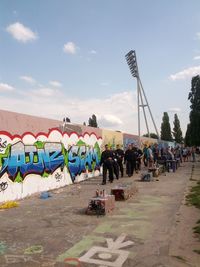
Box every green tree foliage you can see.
[187,75,200,146]
[88,114,98,128]
[185,123,191,146]
[160,112,173,141]
[173,113,183,143]
[143,133,158,139]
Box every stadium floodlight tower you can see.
[125,50,159,143]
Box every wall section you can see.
[0,129,102,202]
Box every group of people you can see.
[100,143,143,185]
[100,143,198,185]
[143,144,197,167]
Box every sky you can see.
[0,0,200,136]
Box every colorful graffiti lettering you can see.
[0,142,64,182]
[0,138,7,152]
[68,143,100,181]
[0,133,101,183]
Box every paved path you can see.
[0,161,199,267]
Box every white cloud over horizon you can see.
[0,83,15,92]
[193,55,200,60]
[0,87,139,133]
[49,80,62,87]
[20,76,36,84]
[29,87,61,97]
[89,50,97,54]
[169,66,200,80]
[168,107,181,113]
[6,22,38,43]
[196,32,200,40]
[98,114,123,128]
[63,42,77,54]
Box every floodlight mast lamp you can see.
[125,50,160,142]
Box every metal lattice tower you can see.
[125,50,159,142]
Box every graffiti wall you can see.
[101,130,123,149]
[0,109,177,203]
[123,133,140,149]
[0,129,102,202]
[140,136,158,148]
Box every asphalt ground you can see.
[0,161,200,267]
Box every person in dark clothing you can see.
[152,143,159,164]
[133,146,143,172]
[124,144,137,177]
[115,144,125,177]
[112,150,120,180]
[143,144,148,167]
[100,144,114,185]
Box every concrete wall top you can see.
[61,123,102,138]
[0,109,61,135]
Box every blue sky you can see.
[0,0,200,136]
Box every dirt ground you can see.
[0,160,200,267]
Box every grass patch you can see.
[193,224,200,234]
[186,181,200,209]
[172,255,186,262]
[186,175,200,242]
[193,249,200,254]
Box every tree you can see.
[88,114,98,127]
[83,122,86,126]
[160,112,173,141]
[185,123,191,146]
[63,117,71,123]
[143,133,158,139]
[187,75,200,146]
[172,113,183,143]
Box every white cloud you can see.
[99,114,122,128]
[63,42,77,54]
[20,76,36,84]
[30,87,61,97]
[196,32,200,40]
[89,50,97,54]
[193,55,200,60]
[169,66,200,80]
[101,82,109,86]
[6,22,38,43]
[49,80,62,87]
[168,107,181,113]
[0,89,139,133]
[0,83,14,92]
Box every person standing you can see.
[143,144,148,167]
[124,144,137,177]
[112,149,120,180]
[147,145,154,168]
[152,143,159,164]
[100,144,114,185]
[134,145,143,172]
[115,144,125,177]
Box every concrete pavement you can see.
[0,161,199,267]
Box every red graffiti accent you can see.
[64,258,82,266]
[0,128,102,142]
